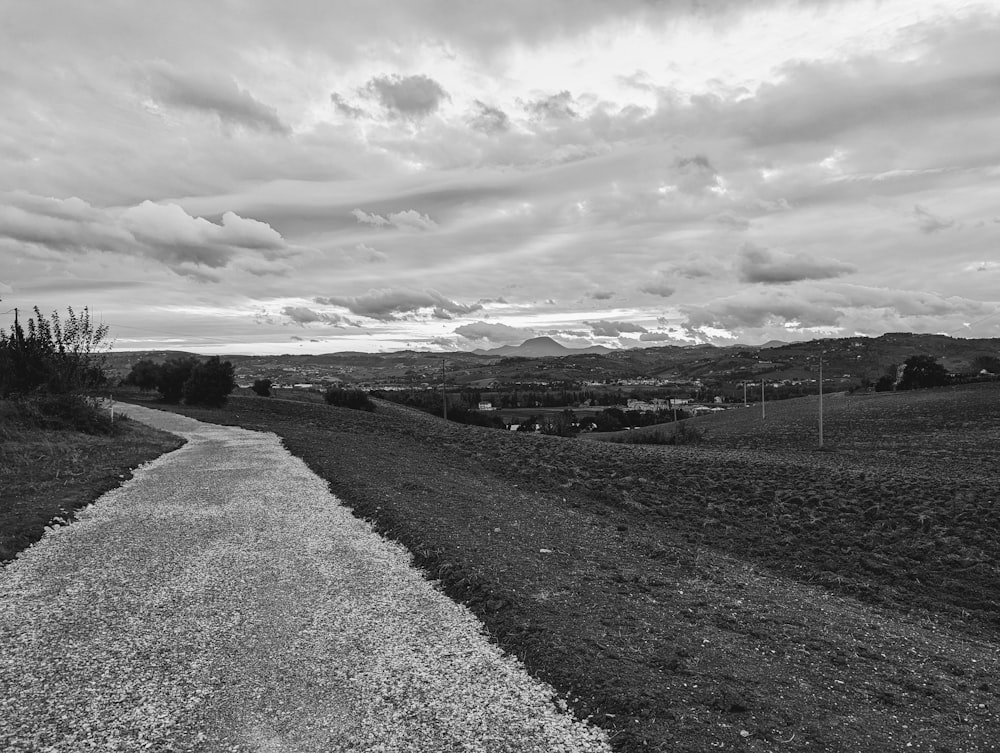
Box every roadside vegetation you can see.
[0,307,183,562]
[128,381,1000,752]
[124,355,236,406]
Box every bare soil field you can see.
[115,383,1000,753]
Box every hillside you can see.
[125,384,1000,752]
[103,333,1000,392]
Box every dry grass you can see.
[0,398,184,562]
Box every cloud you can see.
[365,73,448,117]
[0,191,292,278]
[351,208,437,231]
[317,288,480,321]
[145,64,289,134]
[524,91,578,120]
[913,204,956,234]
[281,306,352,326]
[683,289,844,331]
[352,243,387,263]
[587,320,648,337]
[673,154,722,194]
[454,321,535,344]
[330,92,366,119]
[712,212,751,231]
[639,275,675,298]
[639,332,685,343]
[736,243,856,284]
[470,100,510,133]
[586,289,615,300]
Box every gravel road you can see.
[0,405,610,753]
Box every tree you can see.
[898,355,948,390]
[156,357,199,403]
[972,355,1000,375]
[251,378,272,397]
[183,356,236,407]
[125,359,160,391]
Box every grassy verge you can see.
[130,391,1000,753]
[0,398,184,563]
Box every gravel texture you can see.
[0,404,611,753]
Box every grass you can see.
[124,383,1000,752]
[0,397,184,563]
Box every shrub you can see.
[323,386,374,411]
[251,378,272,397]
[183,356,236,407]
[0,306,109,397]
[1,394,116,435]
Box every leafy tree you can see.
[593,407,626,432]
[124,359,160,391]
[156,357,199,403]
[251,378,272,397]
[898,355,948,390]
[183,356,236,407]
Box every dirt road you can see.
[0,404,609,753]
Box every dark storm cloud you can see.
[366,74,449,117]
[146,64,289,134]
[736,243,856,284]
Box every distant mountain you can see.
[473,336,613,358]
[759,340,789,349]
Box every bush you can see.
[1,394,116,435]
[251,379,272,397]
[323,387,374,411]
[0,307,109,397]
[183,357,236,407]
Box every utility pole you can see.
[440,358,448,421]
[818,351,824,449]
[761,377,765,420]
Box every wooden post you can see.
[761,378,765,420]
[441,359,448,421]
[818,353,824,449]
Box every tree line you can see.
[125,356,236,407]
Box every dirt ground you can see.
[122,391,1000,753]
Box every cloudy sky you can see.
[2,0,999,354]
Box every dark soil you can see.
[128,387,1000,753]
[0,412,185,563]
